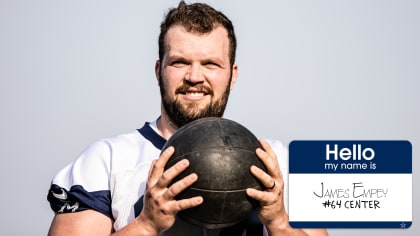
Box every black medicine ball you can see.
[163,117,267,229]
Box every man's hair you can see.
[158,1,237,66]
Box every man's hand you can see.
[136,146,204,235]
[246,139,288,230]
[246,139,328,236]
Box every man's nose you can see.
[185,64,204,83]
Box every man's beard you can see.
[159,76,231,128]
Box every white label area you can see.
[289,173,412,223]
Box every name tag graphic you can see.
[288,140,412,228]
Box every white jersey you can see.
[48,120,289,235]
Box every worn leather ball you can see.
[163,117,266,229]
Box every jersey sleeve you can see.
[47,140,113,219]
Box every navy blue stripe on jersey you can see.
[47,184,113,220]
[134,195,144,217]
[137,122,166,150]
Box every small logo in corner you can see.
[51,188,68,200]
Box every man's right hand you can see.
[135,146,204,235]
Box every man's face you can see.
[156,25,238,128]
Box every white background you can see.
[0,0,418,235]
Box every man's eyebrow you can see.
[167,55,188,62]
[167,54,225,66]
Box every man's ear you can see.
[155,60,161,83]
[230,64,238,90]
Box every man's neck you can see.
[156,113,177,140]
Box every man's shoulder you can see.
[74,126,159,167]
[90,122,160,152]
[79,130,141,155]
[102,129,143,146]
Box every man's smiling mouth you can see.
[185,91,206,96]
[176,85,212,97]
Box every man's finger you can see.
[256,140,282,179]
[250,165,274,189]
[156,158,190,189]
[163,173,198,199]
[148,146,175,184]
[173,196,204,212]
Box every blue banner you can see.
[289,140,412,174]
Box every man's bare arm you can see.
[48,210,114,236]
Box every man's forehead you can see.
[165,24,228,44]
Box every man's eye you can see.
[171,61,187,67]
[204,62,219,68]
